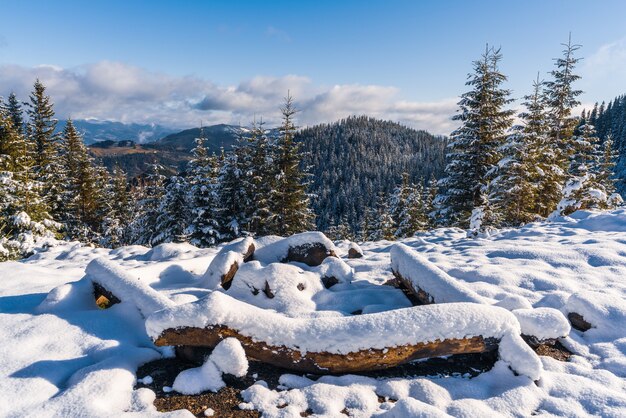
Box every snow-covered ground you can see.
[2,210,626,417]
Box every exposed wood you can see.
[221,261,239,290]
[242,243,255,263]
[568,312,592,332]
[93,282,121,309]
[221,242,255,290]
[321,276,340,289]
[284,242,337,266]
[392,270,434,305]
[348,248,363,259]
[154,325,498,374]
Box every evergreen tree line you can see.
[581,95,626,195]
[436,38,621,232]
[0,85,315,259]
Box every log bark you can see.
[284,242,337,266]
[392,270,434,305]
[221,242,255,290]
[348,247,363,259]
[154,325,498,374]
[568,312,592,332]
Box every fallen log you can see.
[154,325,498,374]
[146,292,542,379]
[199,237,255,289]
[87,258,175,316]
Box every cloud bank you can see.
[0,61,457,134]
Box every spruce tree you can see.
[131,163,166,245]
[188,128,221,247]
[153,175,191,245]
[491,76,546,225]
[269,93,315,235]
[248,120,276,236]
[101,167,133,247]
[58,119,102,241]
[26,79,64,216]
[1,93,25,133]
[438,46,514,227]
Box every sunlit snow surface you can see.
[2,210,626,416]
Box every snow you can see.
[210,337,249,377]
[172,338,248,395]
[390,243,491,304]
[147,292,540,379]
[252,231,336,264]
[3,209,626,416]
[512,308,571,340]
[199,237,254,288]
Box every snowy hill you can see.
[1,210,626,416]
[57,119,177,145]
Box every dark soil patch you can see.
[136,351,500,416]
[534,340,572,361]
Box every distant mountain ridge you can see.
[56,119,177,145]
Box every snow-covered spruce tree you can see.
[0,112,58,260]
[597,134,621,201]
[188,128,221,247]
[390,173,427,238]
[491,76,547,225]
[153,175,191,245]
[131,162,166,245]
[101,167,133,248]
[543,35,583,212]
[26,79,64,217]
[218,132,249,240]
[268,93,315,235]
[424,173,439,227]
[1,92,25,134]
[555,124,622,215]
[248,120,277,236]
[57,119,104,242]
[438,46,514,228]
[370,191,395,241]
[357,206,376,242]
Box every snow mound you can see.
[390,243,492,304]
[85,257,175,316]
[145,242,199,261]
[226,261,324,316]
[210,337,249,377]
[199,237,254,289]
[513,308,571,340]
[253,231,336,265]
[146,291,541,379]
[565,291,626,339]
[172,357,224,395]
[172,338,248,395]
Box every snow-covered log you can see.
[146,292,542,379]
[565,291,626,335]
[253,232,337,266]
[199,237,255,289]
[390,243,490,305]
[86,257,175,316]
[348,242,364,259]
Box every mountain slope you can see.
[57,119,176,145]
[297,116,447,231]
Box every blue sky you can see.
[1,0,625,133]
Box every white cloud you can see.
[581,37,626,101]
[0,61,458,134]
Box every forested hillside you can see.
[583,95,626,194]
[297,116,446,231]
